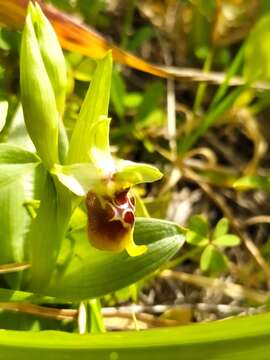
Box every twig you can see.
[244,216,270,226]
[0,302,77,321]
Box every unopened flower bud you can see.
[20,4,59,168]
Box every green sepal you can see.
[88,117,114,173]
[68,52,112,164]
[52,163,103,196]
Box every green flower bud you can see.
[31,3,67,115]
[20,3,59,169]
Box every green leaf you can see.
[0,100,8,132]
[200,244,227,273]
[213,234,241,247]
[234,175,270,192]
[188,215,209,237]
[0,144,39,188]
[20,6,59,169]
[0,144,39,164]
[186,230,208,247]
[0,164,38,188]
[212,218,229,239]
[0,180,25,288]
[0,312,270,359]
[115,160,163,186]
[68,52,112,164]
[46,218,185,300]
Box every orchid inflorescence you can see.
[20,2,163,257]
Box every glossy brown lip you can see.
[86,190,135,252]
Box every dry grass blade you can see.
[0,303,77,320]
[160,270,270,304]
[0,262,31,274]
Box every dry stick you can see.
[0,303,180,327]
[160,270,270,304]
[104,312,180,328]
[0,262,31,274]
[244,216,270,226]
[183,167,270,279]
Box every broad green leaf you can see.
[46,218,185,300]
[0,287,64,304]
[0,144,39,189]
[0,100,8,132]
[115,160,163,186]
[0,164,37,188]
[212,218,229,239]
[0,144,38,164]
[200,244,227,273]
[52,163,103,196]
[0,312,270,359]
[234,175,270,192]
[0,180,25,288]
[28,174,71,291]
[68,52,112,164]
[188,215,209,237]
[213,234,241,247]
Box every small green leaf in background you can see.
[186,215,209,246]
[188,215,209,237]
[213,234,241,247]
[234,175,270,192]
[200,244,227,273]
[212,217,229,239]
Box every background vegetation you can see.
[1,0,270,358]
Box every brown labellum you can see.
[86,190,136,252]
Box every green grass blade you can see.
[0,312,269,359]
[179,86,244,154]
